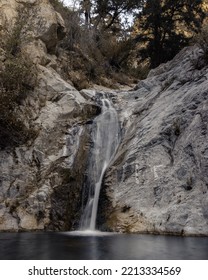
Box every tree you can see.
[93,0,143,31]
[136,0,205,68]
[80,0,92,27]
[72,0,144,71]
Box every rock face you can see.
[0,0,66,51]
[99,46,208,236]
[0,1,207,236]
[0,0,98,231]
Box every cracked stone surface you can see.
[99,46,208,236]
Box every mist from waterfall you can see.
[79,97,120,231]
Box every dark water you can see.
[0,232,207,260]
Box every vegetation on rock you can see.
[0,5,37,149]
[48,0,206,88]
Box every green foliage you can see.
[136,0,205,68]
[0,5,37,149]
[92,0,143,30]
[1,55,36,94]
[51,0,205,85]
[128,64,150,80]
[49,0,206,83]
[0,55,37,148]
[48,0,142,86]
[3,4,33,55]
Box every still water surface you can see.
[0,232,207,260]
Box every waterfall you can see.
[79,97,120,231]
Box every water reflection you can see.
[0,232,207,260]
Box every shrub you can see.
[0,4,37,149]
[195,25,208,51]
[3,4,33,55]
[1,54,37,94]
[50,1,137,87]
[0,55,37,148]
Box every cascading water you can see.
[79,97,120,231]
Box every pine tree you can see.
[136,0,205,68]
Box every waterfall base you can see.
[63,230,116,236]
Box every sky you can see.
[62,0,134,26]
[62,0,78,8]
[63,0,71,5]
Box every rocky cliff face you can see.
[99,46,208,236]
[0,1,207,236]
[0,0,98,231]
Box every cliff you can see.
[100,46,208,236]
[0,0,98,231]
[0,0,207,236]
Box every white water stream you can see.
[79,98,120,231]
